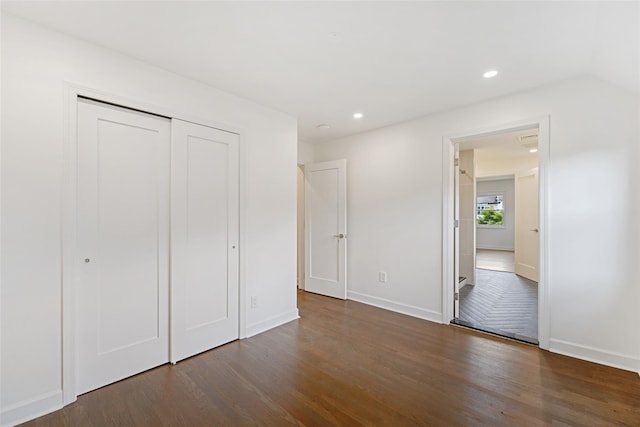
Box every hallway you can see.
[476,249,514,272]
[458,268,538,344]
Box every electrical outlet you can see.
[379,271,387,283]
[251,296,258,308]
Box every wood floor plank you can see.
[20,290,640,426]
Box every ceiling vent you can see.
[517,133,538,144]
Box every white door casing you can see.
[304,160,347,299]
[170,119,239,364]
[515,168,540,282]
[76,99,170,394]
[453,149,460,317]
[441,116,549,350]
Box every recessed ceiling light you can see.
[483,70,498,78]
[316,124,330,129]
[353,112,363,119]
[529,148,538,153]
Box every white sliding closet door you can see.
[77,99,170,394]
[170,119,239,363]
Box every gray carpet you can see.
[457,269,538,343]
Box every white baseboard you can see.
[476,245,514,251]
[347,290,443,324]
[1,390,62,427]
[245,309,300,338]
[550,339,640,373]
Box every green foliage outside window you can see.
[477,207,503,225]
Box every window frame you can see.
[476,191,506,228]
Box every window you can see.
[477,193,504,226]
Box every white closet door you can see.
[77,99,170,394]
[170,119,239,363]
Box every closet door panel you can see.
[77,99,170,394]
[171,119,239,363]
[186,138,229,327]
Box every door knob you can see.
[334,233,346,239]
[530,228,539,232]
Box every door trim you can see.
[441,116,550,350]
[62,83,244,405]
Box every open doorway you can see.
[297,164,305,290]
[298,159,348,299]
[452,128,540,344]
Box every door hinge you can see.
[454,158,459,167]
[454,219,459,228]
[454,292,459,301]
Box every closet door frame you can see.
[61,84,245,406]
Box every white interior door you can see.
[515,168,539,282]
[76,99,170,394]
[304,160,347,299]
[170,119,239,363]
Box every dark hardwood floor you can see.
[22,291,640,426]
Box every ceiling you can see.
[2,1,638,143]
[459,128,539,162]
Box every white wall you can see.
[1,14,298,425]
[476,178,515,251]
[297,140,315,165]
[296,141,313,290]
[475,150,538,178]
[313,76,640,373]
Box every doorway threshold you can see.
[451,318,539,346]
